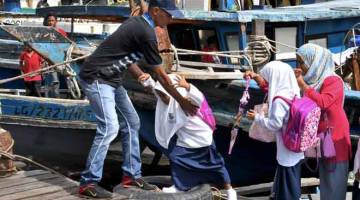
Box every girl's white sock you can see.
[162,185,178,193]
[227,188,237,200]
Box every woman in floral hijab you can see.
[296,43,351,200]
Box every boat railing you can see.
[0,88,23,95]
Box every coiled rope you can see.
[170,35,297,72]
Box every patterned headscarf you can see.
[296,43,336,90]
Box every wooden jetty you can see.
[0,169,356,200]
[0,170,127,200]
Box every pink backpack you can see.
[197,97,216,131]
[274,96,321,153]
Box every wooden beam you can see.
[174,71,244,80]
[252,20,265,36]
[178,60,243,70]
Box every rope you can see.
[247,35,277,67]
[211,187,228,200]
[170,35,296,71]
[171,46,254,71]
[0,148,67,178]
[0,54,90,85]
[64,43,82,99]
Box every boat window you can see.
[225,33,240,64]
[169,27,218,63]
[198,29,222,64]
[274,27,297,60]
[307,37,327,48]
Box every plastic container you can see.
[348,35,360,48]
[4,0,21,12]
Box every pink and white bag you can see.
[249,103,276,143]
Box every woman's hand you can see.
[244,71,258,79]
[356,171,360,181]
[294,69,309,91]
[246,109,256,120]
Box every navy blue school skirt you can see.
[168,142,231,191]
[273,160,303,200]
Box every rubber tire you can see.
[114,176,213,200]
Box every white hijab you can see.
[259,61,300,111]
[154,74,188,149]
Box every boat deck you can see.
[0,170,127,200]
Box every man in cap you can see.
[78,0,195,198]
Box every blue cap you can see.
[148,0,180,17]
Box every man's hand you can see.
[179,97,198,116]
[152,67,197,116]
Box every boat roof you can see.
[36,0,360,23]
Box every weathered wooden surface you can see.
[0,170,127,200]
[234,177,354,196]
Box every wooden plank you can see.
[0,173,59,189]
[25,187,78,200]
[178,60,242,70]
[174,71,244,80]
[112,193,129,200]
[0,170,50,182]
[252,20,265,36]
[53,195,82,200]
[234,178,354,196]
[0,177,68,196]
[234,178,321,195]
[1,178,77,200]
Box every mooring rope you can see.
[170,35,296,71]
[63,43,82,99]
[0,54,90,85]
[0,147,67,178]
[211,187,228,200]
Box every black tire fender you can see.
[113,176,213,200]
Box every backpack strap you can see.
[273,96,292,105]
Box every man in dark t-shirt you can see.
[78,1,197,198]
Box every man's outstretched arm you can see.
[151,66,197,116]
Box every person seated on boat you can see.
[295,43,351,200]
[139,73,236,199]
[246,61,304,200]
[43,13,67,38]
[201,35,221,64]
[77,0,197,198]
[42,13,68,99]
[36,0,49,8]
[19,44,43,97]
